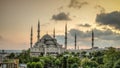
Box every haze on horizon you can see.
[0,0,120,50]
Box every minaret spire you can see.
[92,30,94,49]
[75,33,77,50]
[30,26,33,48]
[37,20,40,41]
[65,23,67,49]
[53,28,55,38]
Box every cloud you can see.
[96,11,120,29]
[68,28,115,40]
[68,0,88,9]
[52,12,71,21]
[69,29,91,38]
[95,5,105,13]
[77,24,91,27]
[56,28,120,48]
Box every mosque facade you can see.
[30,21,66,57]
[30,20,94,57]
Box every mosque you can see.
[30,20,94,57]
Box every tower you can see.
[65,23,67,49]
[53,28,55,38]
[37,20,40,41]
[92,30,94,48]
[75,33,77,50]
[30,26,33,48]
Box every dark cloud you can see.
[95,5,105,13]
[56,28,120,48]
[96,11,120,29]
[69,29,91,38]
[52,12,71,21]
[90,29,113,37]
[68,0,88,9]
[69,28,120,40]
[92,29,117,40]
[77,24,91,27]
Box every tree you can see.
[55,59,61,68]
[32,57,40,62]
[16,50,31,63]
[81,51,87,57]
[31,62,36,68]
[94,56,104,64]
[62,56,68,68]
[113,59,120,68]
[103,47,120,68]
[39,56,52,68]
[7,53,15,59]
[97,64,104,68]
[81,58,98,68]
[27,62,32,68]
[35,62,43,68]
[71,63,79,68]
[104,61,113,68]
[68,56,80,68]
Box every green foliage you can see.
[36,62,43,68]
[55,59,61,65]
[104,61,113,68]
[68,56,80,68]
[17,50,30,63]
[93,56,104,64]
[18,47,120,68]
[113,59,120,68]
[7,53,15,59]
[27,62,32,68]
[39,56,54,67]
[71,63,79,68]
[81,58,98,68]
[55,59,61,68]
[27,62,43,68]
[103,47,120,68]
[62,56,68,68]
[81,51,87,57]
[31,62,36,68]
[32,57,40,62]
[97,64,104,68]
[92,51,104,57]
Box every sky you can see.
[0,0,120,50]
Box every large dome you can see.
[41,34,52,40]
[40,34,57,46]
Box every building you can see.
[30,20,96,57]
[0,50,22,63]
[30,34,65,57]
[30,21,65,57]
[0,59,19,68]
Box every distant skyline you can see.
[0,0,120,50]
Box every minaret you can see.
[75,33,77,50]
[92,30,94,49]
[53,28,55,38]
[37,20,40,41]
[30,26,33,48]
[65,23,67,49]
